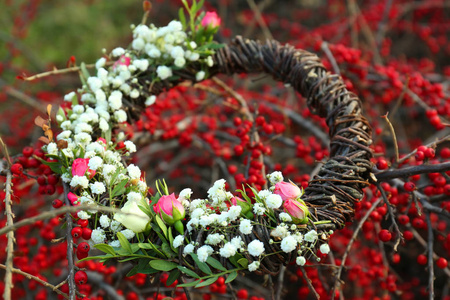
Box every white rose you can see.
[114,200,150,233]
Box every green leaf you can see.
[117,232,132,254]
[80,62,91,81]
[225,270,238,283]
[166,269,181,286]
[126,258,152,277]
[57,107,67,124]
[111,179,128,198]
[190,253,212,275]
[94,244,116,256]
[149,260,178,272]
[147,239,167,258]
[177,279,201,288]
[155,215,168,238]
[168,228,175,249]
[105,128,112,144]
[178,8,186,29]
[195,276,218,288]
[162,242,176,258]
[229,253,244,268]
[237,258,248,268]
[138,243,153,250]
[206,257,227,272]
[77,254,113,262]
[177,266,200,279]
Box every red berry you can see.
[436,257,448,269]
[77,242,90,253]
[403,230,414,240]
[74,270,88,285]
[11,163,23,175]
[417,254,427,265]
[392,253,400,264]
[236,289,249,299]
[47,174,59,185]
[22,146,34,157]
[415,151,425,161]
[45,184,56,195]
[404,182,416,192]
[234,145,244,156]
[37,176,47,186]
[379,229,392,242]
[440,147,450,159]
[255,116,265,126]
[216,277,225,286]
[233,117,242,126]
[52,199,64,208]
[77,219,89,228]
[81,228,92,240]
[76,250,89,260]
[71,227,82,238]
[398,215,410,225]
[424,148,435,158]
[376,159,389,170]
[444,184,450,196]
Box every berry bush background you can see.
[0,0,449,299]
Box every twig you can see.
[381,112,399,163]
[376,161,450,182]
[275,265,285,300]
[300,266,320,300]
[395,134,450,167]
[212,77,267,188]
[3,169,14,300]
[85,271,124,300]
[375,0,393,46]
[245,0,273,40]
[377,183,403,251]
[19,64,96,81]
[0,264,69,299]
[178,277,192,300]
[63,183,76,300]
[425,213,434,300]
[0,79,43,111]
[0,136,12,167]
[321,42,340,75]
[0,204,124,236]
[331,197,383,299]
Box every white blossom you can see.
[145,95,156,106]
[253,203,266,216]
[248,261,260,272]
[173,235,184,248]
[231,236,243,249]
[271,225,289,238]
[183,244,194,256]
[197,245,214,262]
[247,240,265,257]
[219,242,237,258]
[64,91,76,102]
[87,77,103,92]
[111,47,125,57]
[88,156,103,170]
[320,243,330,254]
[96,57,106,69]
[156,66,172,80]
[91,228,106,244]
[121,229,136,240]
[268,171,283,185]
[91,182,106,194]
[127,164,141,179]
[108,90,123,111]
[240,219,253,235]
[279,212,292,222]
[124,141,136,153]
[70,176,89,188]
[109,240,121,248]
[296,256,306,266]
[77,211,90,220]
[304,230,318,243]
[132,37,145,50]
[127,191,142,203]
[46,142,58,155]
[281,236,297,253]
[205,233,223,246]
[110,220,122,232]
[195,71,205,81]
[266,194,283,209]
[97,214,110,228]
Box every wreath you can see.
[28,0,371,296]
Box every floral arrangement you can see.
[37,0,331,288]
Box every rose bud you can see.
[154,193,185,225]
[274,181,302,201]
[283,199,309,224]
[68,192,79,205]
[71,158,96,179]
[201,11,221,28]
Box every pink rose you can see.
[68,192,79,205]
[283,199,309,224]
[273,181,302,201]
[154,193,185,225]
[113,55,131,70]
[201,11,221,28]
[71,158,96,179]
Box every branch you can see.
[275,265,286,300]
[375,162,450,182]
[62,183,76,300]
[300,266,320,300]
[377,183,403,251]
[3,169,14,300]
[425,213,434,300]
[0,264,69,299]
[331,197,383,299]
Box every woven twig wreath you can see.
[37,4,373,287]
[118,36,373,276]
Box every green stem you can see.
[313,220,332,225]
